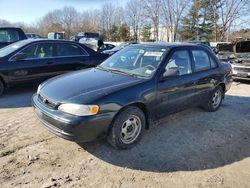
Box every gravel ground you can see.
[0,82,250,188]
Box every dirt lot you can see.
[0,82,250,188]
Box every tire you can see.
[203,85,223,112]
[107,106,146,149]
[0,79,4,97]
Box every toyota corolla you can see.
[32,43,232,149]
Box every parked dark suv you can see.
[0,27,27,49]
[33,43,233,149]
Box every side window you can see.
[209,56,217,68]
[192,50,211,71]
[20,43,54,59]
[166,50,192,76]
[56,43,87,57]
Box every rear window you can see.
[192,50,211,72]
[84,33,99,38]
[55,43,88,57]
[235,41,250,53]
[217,44,233,52]
[0,29,20,42]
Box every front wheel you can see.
[203,86,223,112]
[107,106,146,149]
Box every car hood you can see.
[102,49,118,55]
[0,42,11,49]
[40,68,145,104]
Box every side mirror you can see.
[14,53,27,61]
[163,67,180,77]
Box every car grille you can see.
[234,67,250,73]
[38,94,58,109]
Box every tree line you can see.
[1,0,250,42]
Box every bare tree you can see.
[125,0,143,42]
[81,10,101,33]
[141,0,161,41]
[0,19,12,27]
[161,0,189,42]
[100,3,116,40]
[38,6,81,38]
[217,0,250,41]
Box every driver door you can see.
[8,42,56,84]
[155,49,197,119]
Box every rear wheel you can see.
[107,106,146,149]
[0,80,4,96]
[203,86,223,112]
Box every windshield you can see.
[0,40,29,57]
[99,46,168,78]
[235,41,250,53]
[0,29,20,42]
[84,33,99,38]
[77,32,99,39]
[217,44,233,52]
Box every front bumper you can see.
[32,94,115,142]
[232,65,250,80]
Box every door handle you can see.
[14,70,28,76]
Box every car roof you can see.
[21,39,76,43]
[0,27,23,30]
[131,42,203,49]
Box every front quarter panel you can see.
[94,79,157,122]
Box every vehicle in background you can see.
[0,27,27,49]
[187,41,213,52]
[78,32,100,51]
[71,32,100,42]
[26,33,43,39]
[214,43,234,61]
[230,40,250,80]
[0,39,108,96]
[97,43,115,52]
[102,42,137,55]
[32,43,232,149]
[48,32,65,40]
[188,41,211,46]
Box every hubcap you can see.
[212,89,222,109]
[120,115,142,144]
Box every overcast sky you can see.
[0,0,129,24]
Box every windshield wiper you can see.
[96,65,108,71]
[107,68,136,77]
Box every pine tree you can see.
[141,25,153,42]
[180,0,201,41]
[180,0,221,41]
[119,23,131,42]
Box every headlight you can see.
[58,103,99,116]
[37,84,42,94]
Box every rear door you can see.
[52,42,90,74]
[190,48,220,104]
[8,42,57,83]
[155,48,198,119]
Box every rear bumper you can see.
[32,94,115,142]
